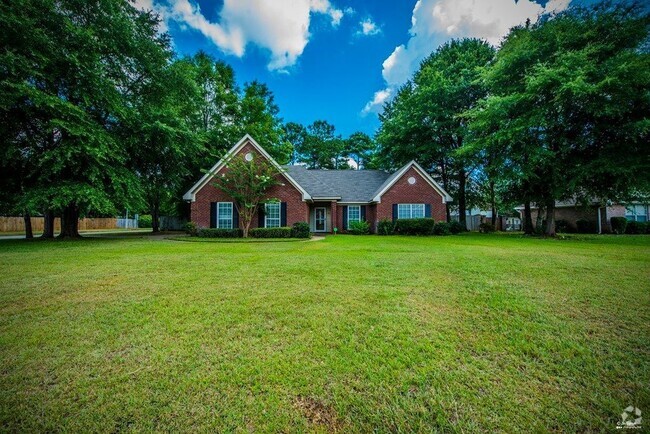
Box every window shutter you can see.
[281,202,287,227]
[425,204,432,218]
[361,205,367,221]
[392,204,398,222]
[258,203,265,228]
[233,205,240,229]
[342,205,348,230]
[210,202,217,228]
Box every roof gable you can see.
[371,161,452,203]
[183,134,311,202]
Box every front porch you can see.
[309,201,338,233]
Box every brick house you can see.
[183,135,451,233]
[516,200,649,233]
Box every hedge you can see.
[625,220,648,234]
[348,220,370,235]
[394,218,436,235]
[138,214,152,228]
[377,219,395,235]
[291,222,311,238]
[610,217,627,234]
[576,219,597,234]
[249,227,293,238]
[197,228,242,238]
[448,220,465,234]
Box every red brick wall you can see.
[375,167,447,225]
[190,142,309,228]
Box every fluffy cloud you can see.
[361,88,393,115]
[363,0,571,114]
[358,18,381,36]
[140,0,347,72]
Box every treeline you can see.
[0,0,369,237]
[376,2,650,235]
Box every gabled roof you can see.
[183,134,311,202]
[183,135,452,204]
[371,161,452,203]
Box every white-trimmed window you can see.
[625,205,648,222]
[217,202,233,228]
[348,205,361,224]
[265,202,281,228]
[397,204,425,219]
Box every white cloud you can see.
[363,0,571,113]
[362,87,393,115]
[358,18,381,36]
[139,0,348,71]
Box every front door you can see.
[315,207,326,232]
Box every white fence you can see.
[116,218,139,229]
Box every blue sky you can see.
[137,0,578,137]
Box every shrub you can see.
[576,219,597,234]
[291,222,311,238]
[394,218,436,235]
[197,228,242,238]
[610,217,627,234]
[555,219,574,234]
[433,222,451,235]
[348,220,370,235]
[448,220,465,234]
[377,218,395,235]
[249,227,293,238]
[138,214,152,228]
[479,222,495,233]
[183,221,198,236]
[625,220,647,234]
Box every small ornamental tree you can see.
[211,154,284,237]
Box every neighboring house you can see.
[515,200,649,233]
[183,135,452,233]
[450,208,522,231]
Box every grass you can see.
[0,233,648,432]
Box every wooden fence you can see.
[0,217,119,233]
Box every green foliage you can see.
[609,217,627,235]
[345,132,376,169]
[394,218,436,235]
[249,227,293,238]
[576,219,597,234]
[348,220,370,235]
[138,215,152,228]
[554,220,574,234]
[197,228,242,238]
[479,223,496,233]
[448,220,466,234]
[291,222,311,239]
[433,222,451,236]
[377,218,395,236]
[625,220,647,235]
[183,221,198,236]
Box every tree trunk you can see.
[523,201,533,235]
[152,202,160,233]
[23,211,33,239]
[490,181,497,226]
[535,205,545,232]
[59,204,81,238]
[457,168,467,226]
[440,160,451,222]
[42,209,55,239]
[544,199,556,237]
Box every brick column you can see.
[331,201,338,233]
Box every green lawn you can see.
[0,234,648,432]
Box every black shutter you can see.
[210,202,217,228]
[360,205,367,221]
[233,205,240,228]
[342,205,348,230]
[425,204,432,218]
[392,204,398,222]
[281,202,287,227]
[258,203,265,228]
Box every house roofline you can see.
[372,161,452,203]
[183,134,312,202]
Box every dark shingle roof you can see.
[283,165,393,202]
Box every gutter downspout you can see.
[597,207,602,234]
